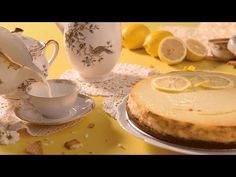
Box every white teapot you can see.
[0,27,43,76]
[0,52,41,96]
[11,28,59,77]
[0,27,43,97]
[56,22,122,81]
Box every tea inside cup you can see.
[26,79,78,119]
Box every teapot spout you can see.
[55,23,64,33]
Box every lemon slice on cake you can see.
[182,74,208,87]
[201,75,234,89]
[152,76,191,92]
[158,37,187,65]
[186,39,208,61]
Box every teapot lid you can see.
[0,26,43,76]
[11,28,43,52]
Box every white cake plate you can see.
[117,96,236,155]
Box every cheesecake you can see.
[127,71,236,149]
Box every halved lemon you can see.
[186,39,208,61]
[152,76,191,92]
[158,37,187,65]
[201,75,234,89]
[143,30,173,57]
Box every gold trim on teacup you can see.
[26,79,78,99]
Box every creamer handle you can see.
[41,40,59,67]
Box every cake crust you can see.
[127,106,236,149]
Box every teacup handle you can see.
[42,40,59,66]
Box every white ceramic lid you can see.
[0,27,43,76]
[11,28,43,52]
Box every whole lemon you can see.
[122,24,150,50]
[143,30,173,57]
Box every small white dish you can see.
[117,96,236,155]
[14,94,95,125]
[228,36,236,56]
[208,38,235,61]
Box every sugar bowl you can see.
[208,38,236,61]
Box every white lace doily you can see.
[61,63,159,119]
[0,96,79,139]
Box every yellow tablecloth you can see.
[0,22,236,154]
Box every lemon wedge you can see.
[152,76,191,92]
[122,24,150,50]
[143,30,173,57]
[186,39,208,61]
[158,37,187,65]
[183,65,196,72]
[201,75,234,89]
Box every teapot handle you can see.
[55,23,64,33]
[42,40,59,66]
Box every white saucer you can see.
[14,94,95,125]
[117,96,236,155]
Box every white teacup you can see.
[25,79,78,119]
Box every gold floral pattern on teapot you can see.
[11,28,59,77]
[65,22,114,67]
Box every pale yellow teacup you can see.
[25,79,78,119]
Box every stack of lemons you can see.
[122,24,208,65]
